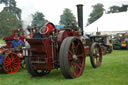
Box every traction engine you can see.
[0,29,24,73]
[25,4,103,78]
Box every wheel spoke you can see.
[10,67,13,72]
[11,65,17,69]
[3,53,20,73]
[76,42,80,48]
[12,58,17,63]
[11,57,15,62]
[71,42,78,54]
[72,62,77,72]
[6,56,11,62]
[10,54,14,62]
[69,50,73,56]
[71,60,82,72]
[5,66,10,71]
[75,62,82,70]
[4,63,10,67]
[72,42,76,48]
[4,62,10,65]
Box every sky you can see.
[0,0,128,28]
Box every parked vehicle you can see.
[24,5,103,79]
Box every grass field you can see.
[0,50,128,85]
[0,39,5,44]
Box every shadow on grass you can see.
[27,69,65,80]
[28,65,95,80]
[0,72,6,74]
[0,64,97,81]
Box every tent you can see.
[84,12,128,34]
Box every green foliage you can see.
[59,8,77,27]
[0,0,22,20]
[3,7,22,20]
[0,0,8,5]
[0,50,128,85]
[0,39,5,44]
[0,10,20,38]
[87,3,104,26]
[107,5,128,14]
[31,11,48,27]
[107,6,120,13]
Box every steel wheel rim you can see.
[93,45,102,66]
[68,40,85,77]
[3,53,21,73]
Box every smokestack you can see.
[76,4,83,35]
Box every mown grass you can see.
[0,39,5,44]
[0,50,128,85]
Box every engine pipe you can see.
[76,4,83,35]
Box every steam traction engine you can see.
[113,32,128,50]
[25,5,102,78]
[0,29,24,73]
[0,25,44,73]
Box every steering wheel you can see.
[39,22,55,36]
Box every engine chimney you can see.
[76,4,83,35]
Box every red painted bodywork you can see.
[27,38,54,70]
[0,28,25,73]
[57,30,72,43]
[26,23,87,70]
[84,46,90,56]
[2,29,25,48]
[57,30,79,43]
[43,23,55,36]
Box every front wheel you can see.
[59,37,85,79]
[90,42,102,68]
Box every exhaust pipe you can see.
[76,4,83,35]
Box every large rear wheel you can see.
[59,37,85,79]
[90,42,102,68]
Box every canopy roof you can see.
[84,12,128,33]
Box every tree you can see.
[3,7,21,20]
[31,11,48,27]
[0,0,8,5]
[87,3,104,26]
[59,8,77,26]
[0,10,20,38]
[107,5,128,14]
[119,5,128,12]
[1,0,22,20]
